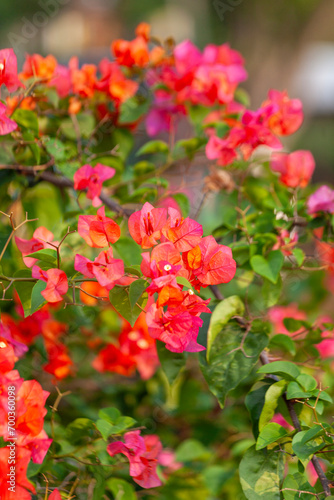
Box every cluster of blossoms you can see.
[0,322,51,499]
[107,430,182,488]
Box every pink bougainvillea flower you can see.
[270,413,293,431]
[205,133,238,167]
[107,430,162,488]
[0,337,17,374]
[268,304,307,336]
[146,90,186,136]
[262,89,303,136]
[270,150,315,188]
[314,316,334,359]
[186,235,236,286]
[128,202,167,249]
[0,48,22,92]
[74,163,116,207]
[18,429,52,464]
[78,206,121,248]
[74,248,124,290]
[15,226,58,268]
[49,63,72,98]
[307,185,334,215]
[162,207,203,252]
[140,241,187,280]
[0,102,18,136]
[32,267,68,303]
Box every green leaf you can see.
[176,276,194,290]
[172,193,190,217]
[286,381,314,400]
[107,478,137,500]
[245,385,269,439]
[124,266,142,277]
[113,237,142,266]
[257,361,300,381]
[45,138,67,161]
[282,473,316,500]
[200,319,269,408]
[128,279,148,310]
[12,109,39,136]
[292,424,330,460]
[259,380,287,431]
[174,138,206,159]
[30,280,47,314]
[98,407,120,423]
[13,270,35,317]
[66,418,95,445]
[23,131,40,164]
[250,250,284,284]
[292,248,305,267]
[26,248,58,266]
[207,296,245,359]
[296,374,317,392]
[96,416,135,440]
[156,340,186,385]
[109,286,147,326]
[269,334,296,356]
[262,276,282,308]
[175,439,210,462]
[136,140,169,156]
[60,113,95,140]
[92,467,105,500]
[283,318,308,333]
[118,97,150,124]
[256,423,288,450]
[239,445,284,500]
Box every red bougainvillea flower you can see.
[162,207,203,252]
[107,430,162,488]
[32,267,68,303]
[0,48,22,92]
[96,59,138,103]
[0,447,35,500]
[270,150,315,188]
[0,321,28,358]
[0,102,17,136]
[78,206,121,248]
[43,342,73,381]
[74,248,124,290]
[307,185,334,215]
[112,34,150,68]
[94,313,159,380]
[18,429,52,464]
[268,304,307,336]
[141,241,187,280]
[48,489,62,500]
[20,54,57,81]
[272,228,298,256]
[186,235,236,286]
[0,337,17,374]
[15,226,58,268]
[73,163,116,207]
[129,202,167,248]
[262,89,303,136]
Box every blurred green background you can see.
[1,0,334,181]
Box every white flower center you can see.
[128,332,139,341]
[137,339,149,349]
[0,63,4,71]
[188,289,194,295]
[0,341,7,348]
[164,264,172,271]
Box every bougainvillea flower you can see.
[162,207,203,251]
[205,133,238,167]
[268,305,307,336]
[314,316,334,359]
[20,54,57,81]
[43,343,73,381]
[92,343,137,376]
[270,150,315,188]
[141,242,186,280]
[18,429,52,464]
[0,337,17,374]
[0,102,18,136]
[48,489,62,500]
[96,59,138,103]
[129,202,167,248]
[107,430,162,488]
[49,63,72,98]
[15,226,58,268]
[307,185,334,215]
[15,379,49,438]
[74,163,116,206]
[0,321,28,358]
[80,281,109,305]
[146,91,186,136]
[78,206,121,247]
[69,57,97,98]
[146,303,205,353]
[262,89,303,136]
[112,35,150,67]
[186,235,236,286]
[0,48,22,91]
[270,413,293,431]
[0,447,35,500]
[272,228,298,256]
[74,248,124,290]
[32,267,68,303]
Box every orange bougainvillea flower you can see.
[262,89,304,136]
[270,150,315,188]
[96,59,139,103]
[80,281,109,305]
[32,267,68,303]
[78,206,121,248]
[15,226,58,268]
[19,54,57,81]
[43,342,73,381]
[69,56,97,98]
[162,207,203,252]
[135,22,151,41]
[16,380,49,437]
[0,337,17,374]
[129,202,167,249]
[0,447,35,500]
